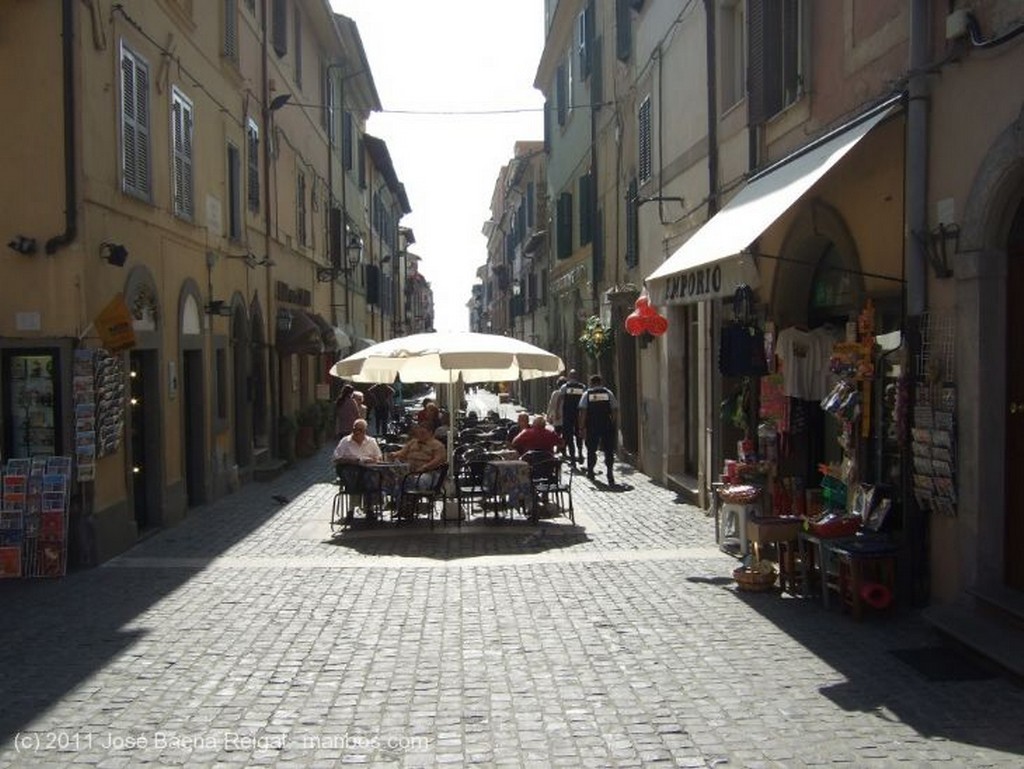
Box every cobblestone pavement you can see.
[1,447,1022,768]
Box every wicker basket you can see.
[733,566,778,592]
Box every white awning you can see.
[646,99,900,306]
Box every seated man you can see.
[511,414,564,456]
[505,412,531,444]
[387,422,447,492]
[332,419,383,518]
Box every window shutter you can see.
[293,6,302,87]
[272,0,287,56]
[638,97,652,184]
[625,178,638,267]
[747,0,766,123]
[526,182,535,229]
[578,173,592,246]
[246,121,260,211]
[366,264,381,305]
[556,64,567,126]
[223,0,238,61]
[227,143,241,239]
[592,208,604,281]
[296,172,306,246]
[329,206,342,267]
[120,47,150,199]
[342,111,353,170]
[358,137,366,188]
[591,37,603,107]
[172,91,194,219]
[616,0,631,62]
[557,191,573,259]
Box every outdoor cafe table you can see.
[483,460,536,521]
[365,461,410,516]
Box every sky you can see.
[332,0,547,333]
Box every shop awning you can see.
[332,326,352,351]
[277,310,324,356]
[307,313,339,352]
[646,97,901,306]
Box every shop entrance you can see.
[128,350,160,531]
[182,349,206,506]
[1005,198,1024,591]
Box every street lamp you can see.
[316,229,363,282]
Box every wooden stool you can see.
[717,484,763,556]
[834,544,897,620]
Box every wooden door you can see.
[1005,199,1024,591]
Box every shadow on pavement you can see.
[323,518,592,560]
[724,582,1024,758]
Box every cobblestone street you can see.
[1,446,1022,767]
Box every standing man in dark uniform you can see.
[560,370,587,465]
[577,374,619,486]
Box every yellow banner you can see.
[94,294,136,352]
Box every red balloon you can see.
[639,299,657,317]
[634,294,651,312]
[648,314,669,336]
[624,311,645,336]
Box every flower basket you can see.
[578,316,614,358]
[733,565,778,592]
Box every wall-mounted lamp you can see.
[205,300,233,317]
[917,223,960,279]
[276,308,293,332]
[269,93,292,112]
[99,241,129,267]
[317,231,364,282]
[7,235,37,255]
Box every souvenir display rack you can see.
[911,312,957,517]
[0,456,72,578]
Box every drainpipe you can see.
[906,0,929,316]
[904,0,931,607]
[261,0,282,459]
[45,0,77,255]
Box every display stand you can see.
[1,456,72,578]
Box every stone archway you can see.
[955,105,1024,593]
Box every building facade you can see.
[0,0,422,565]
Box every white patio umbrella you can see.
[329,331,564,518]
[329,331,564,385]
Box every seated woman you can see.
[331,419,383,518]
[388,422,447,492]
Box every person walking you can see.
[560,370,587,465]
[333,384,360,440]
[545,376,566,450]
[366,381,395,436]
[577,374,619,486]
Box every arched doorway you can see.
[1005,199,1024,590]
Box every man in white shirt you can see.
[332,419,383,519]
